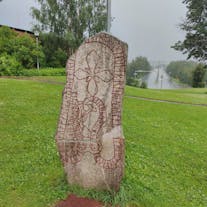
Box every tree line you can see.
[0,0,108,75]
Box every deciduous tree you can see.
[192,64,206,88]
[127,56,151,78]
[0,26,44,69]
[126,56,151,87]
[31,0,107,50]
[172,0,207,63]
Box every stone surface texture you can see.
[56,32,128,191]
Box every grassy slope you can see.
[16,76,207,105]
[0,78,207,207]
[125,86,207,105]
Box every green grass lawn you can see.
[16,76,207,105]
[125,86,207,105]
[0,78,207,207]
[19,76,67,83]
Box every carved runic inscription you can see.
[56,32,128,191]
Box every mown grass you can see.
[18,76,207,105]
[125,86,207,105]
[18,76,66,82]
[0,78,207,207]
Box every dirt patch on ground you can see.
[55,194,105,207]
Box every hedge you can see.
[0,68,66,76]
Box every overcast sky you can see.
[0,0,188,62]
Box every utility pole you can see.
[107,0,111,33]
[160,74,163,89]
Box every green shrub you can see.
[40,33,69,67]
[126,77,140,87]
[192,64,206,88]
[14,35,45,69]
[49,48,68,68]
[0,26,45,69]
[140,81,147,89]
[0,54,22,76]
[0,27,17,55]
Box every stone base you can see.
[65,141,124,191]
